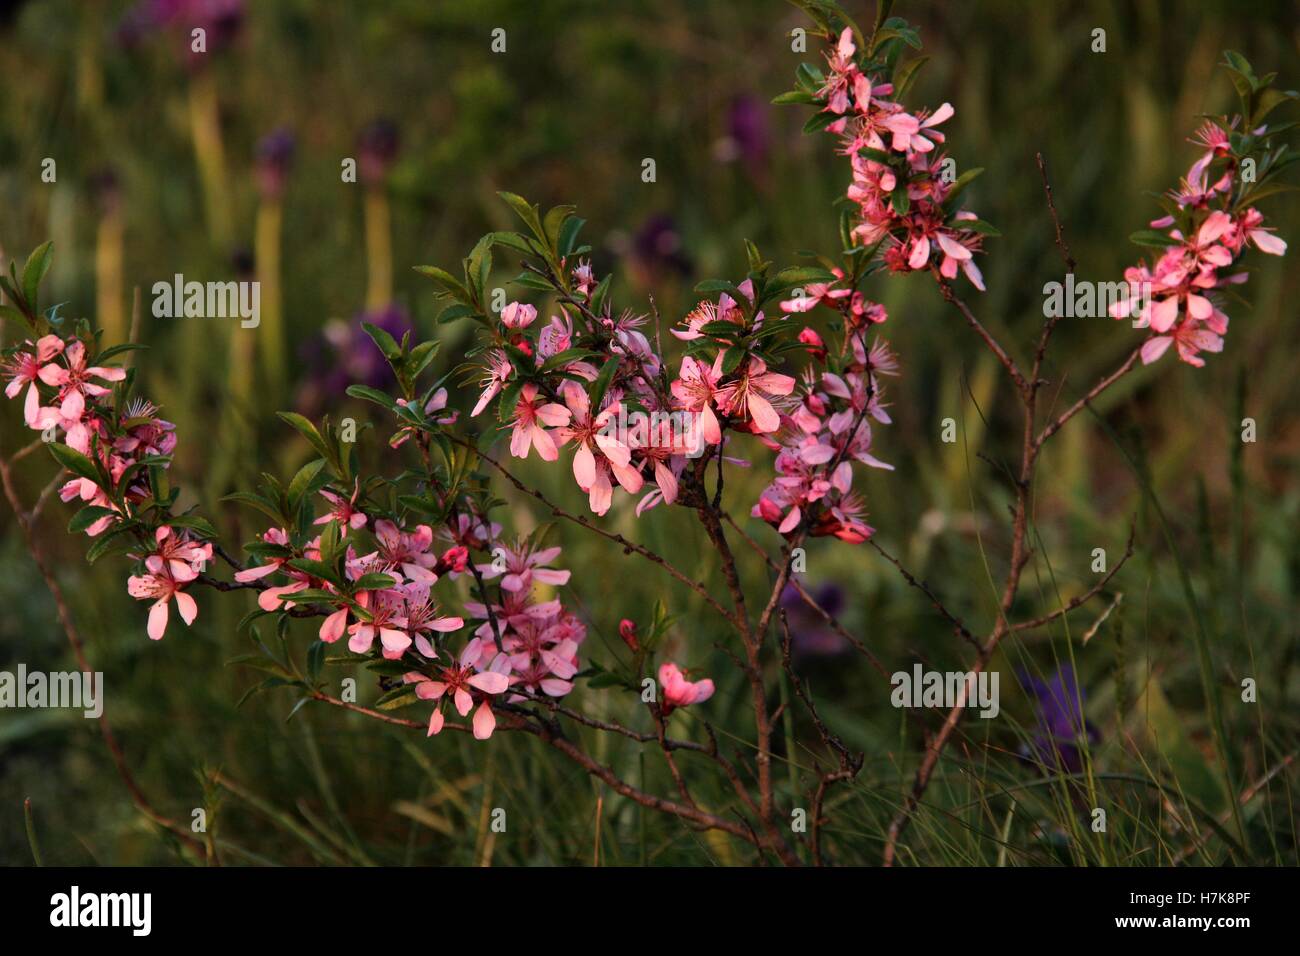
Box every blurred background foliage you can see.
[0,0,1297,865]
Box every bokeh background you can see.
[0,0,1297,865]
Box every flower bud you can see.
[618,618,639,652]
[501,301,538,330]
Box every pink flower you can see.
[148,525,213,581]
[1233,207,1286,256]
[881,103,953,154]
[658,662,714,715]
[392,582,464,650]
[346,589,413,659]
[500,301,538,330]
[714,358,796,433]
[551,381,634,511]
[779,270,852,314]
[405,638,512,739]
[314,482,368,533]
[671,280,756,341]
[935,230,985,290]
[374,518,438,583]
[798,327,827,361]
[571,260,597,296]
[37,341,126,443]
[478,541,570,593]
[3,334,64,425]
[669,354,725,445]
[234,527,292,582]
[390,388,458,447]
[57,466,122,535]
[508,383,571,461]
[126,537,205,642]
[471,350,513,417]
[1139,314,1226,368]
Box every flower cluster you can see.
[0,329,218,637]
[752,336,898,543]
[815,28,989,289]
[1110,117,1287,367]
[233,490,586,740]
[126,525,214,640]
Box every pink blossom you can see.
[508,383,570,461]
[405,638,512,739]
[500,301,538,330]
[374,518,438,583]
[714,358,796,433]
[314,482,368,533]
[234,527,292,582]
[658,662,714,714]
[478,541,571,593]
[552,380,632,504]
[3,334,65,425]
[470,350,513,417]
[126,530,210,642]
[669,354,725,445]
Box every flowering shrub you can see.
[0,1,1292,865]
[1109,55,1291,366]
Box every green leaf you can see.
[486,231,537,256]
[413,265,471,303]
[1129,229,1180,248]
[802,110,837,134]
[774,266,836,286]
[94,342,147,363]
[0,304,33,333]
[540,347,604,371]
[1252,87,1299,127]
[436,303,479,325]
[771,89,818,106]
[720,346,746,375]
[557,216,585,259]
[497,191,546,243]
[222,491,286,525]
[374,686,419,711]
[960,218,1001,237]
[345,384,398,410]
[890,187,910,216]
[542,204,576,249]
[361,322,402,361]
[85,523,139,564]
[509,271,553,292]
[22,241,53,312]
[276,412,332,459]
[588,354,621,411]
[48,442,100,483]
[794,63,825,95]
[891,54,930,100]
[288,557,341,585]
[287,458,327,509]
[167,513,219,539]
[353,572,398,591]
[942,166,985,210]
[307,641,326,683]
[68,505,117,534]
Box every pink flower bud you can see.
[501,301,537,330]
